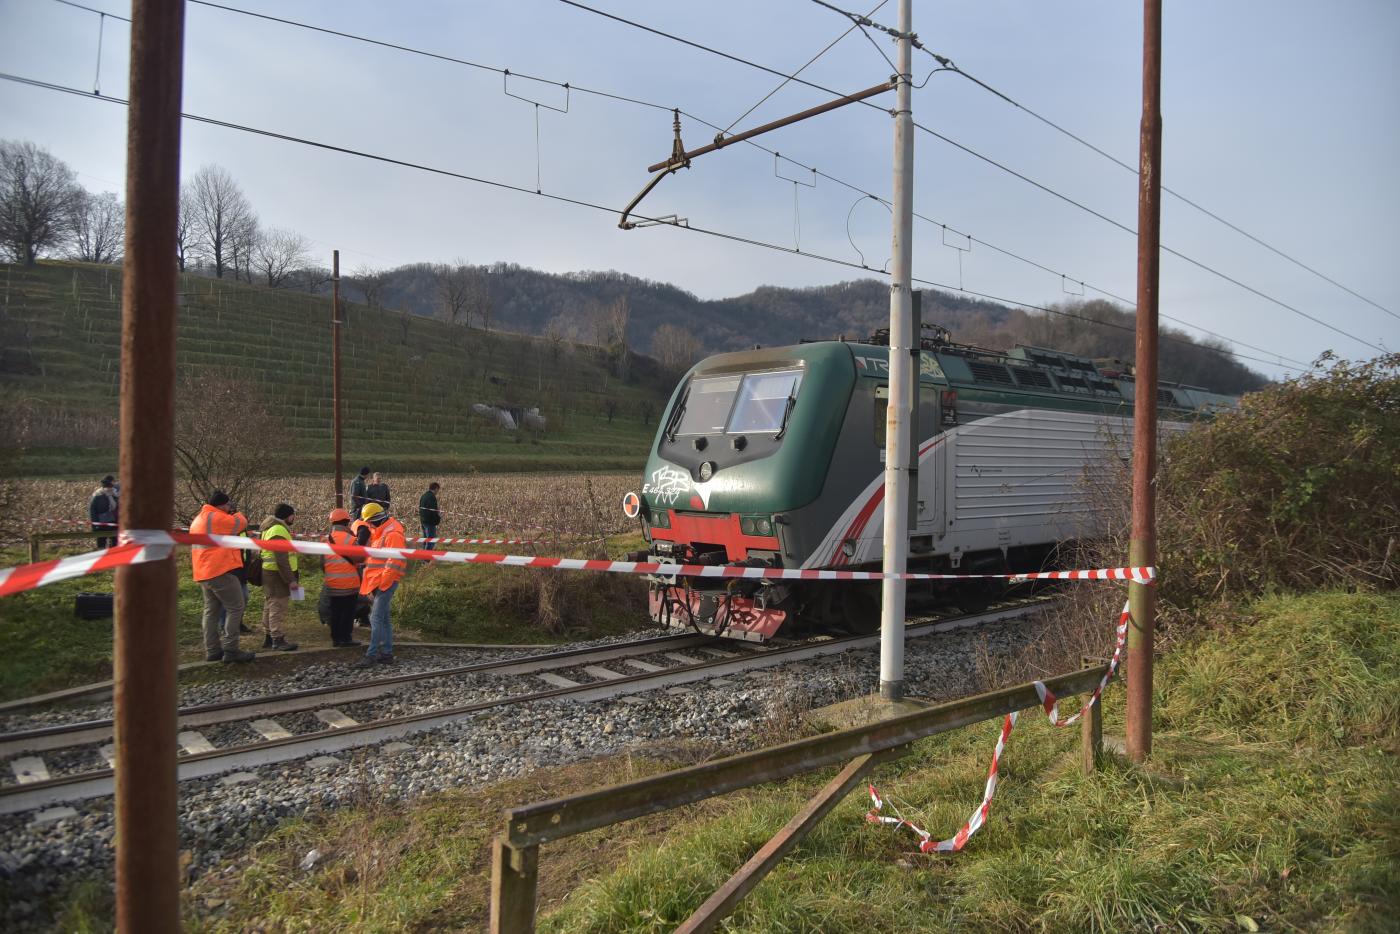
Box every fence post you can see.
[489,837,539,934]
[1080,659,1104,775]
[29,535,39,565]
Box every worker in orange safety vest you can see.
[190,490,255,663]
[354,502,406,667]
[322,508,363,648]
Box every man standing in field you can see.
[258,503,301,652]
[88,475,118,549]
[355,502,405,667]
[190,490,255,663]
[350,466,370,516]
[418,481,441,549]
[366,471,391,509]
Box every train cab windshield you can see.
[671,369,803,437]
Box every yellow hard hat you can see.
[360,502,385,521]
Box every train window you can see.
[727,369,803,434]
[673,375,742,435]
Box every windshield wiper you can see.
[773,391,798,440]
[664,386,691,442]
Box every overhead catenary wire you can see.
[721,0,889,136]
[555,0,1389,356]
[0,71,1300,375]
[42,0,1301,369]
[914,47,1400,324]
[811,0,1398,325]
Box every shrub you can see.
[1158,353,1399,607]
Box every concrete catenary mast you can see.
[879,0,915,701]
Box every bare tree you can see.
[175,197,197,272]
[651,323,702,374]
[592,297,631,380]
[397,309,413,345]
[68,190,124,264]
[174,370,285,521]
[228,211,259,283]
[252,227,309,288]
[0,140,82,266]
[186,164,255,279]
[353,264,392,310]
[432,261,477,329]
[294,265,332,294]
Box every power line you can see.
[556,0,1388,355]
[909,119,1385,355]
[47,0,1375,361]
[0,70,1298,374]
[46,0,1297,367]
[811,0,1397,326]
[722,0,889,136]
[916,49,1399,323]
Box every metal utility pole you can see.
[1126,0,1162,762]
[332,250,344,508]
[113,0,184,929]
[879,0,915,702]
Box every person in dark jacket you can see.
[88,475,119,548]
[365,472,391,509]
[350,466,370,516]
[418,482,441,549]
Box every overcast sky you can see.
[2,0,1397,377]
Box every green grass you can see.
[1,261,668,476]
[544,590,1400,933]
[20,591,1399,931]
[0,533,650,701]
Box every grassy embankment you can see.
[78,590,1387,932]
[0,261,668,476]
[0,530,646,702]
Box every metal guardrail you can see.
[489,662,1110,932]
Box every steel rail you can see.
[0,632,718,757]
[0,601,1052,814]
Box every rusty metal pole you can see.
[332,249,344,508]
[113,0,184,929]
[1126,0,1162,763]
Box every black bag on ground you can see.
[243,548,263,587]
[74,592,114,620]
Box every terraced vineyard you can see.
[0,262,670,475]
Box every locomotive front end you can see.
[632,343,856,640]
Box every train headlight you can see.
[740,515,775,537]
[842,539,856,557]
[699,461,715,482]
[651,510,670,529]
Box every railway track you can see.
[0,600,1051,815]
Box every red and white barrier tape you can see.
[866,599,1132,854]
[0,530,1156,598]
[0,542,172,598]
[405,536,546,546]
[867,710,1018,853]
[23,518,117,530]
[354,499,616,540]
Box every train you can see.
[625,325,1237,641]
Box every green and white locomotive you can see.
[631,328,1235,641]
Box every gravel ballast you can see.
[0,614,1052,927]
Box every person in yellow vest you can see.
[354,502,406,668]
[258,503,300,652]
[323,508,362,647]
[190,490,255,663]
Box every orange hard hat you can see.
[328,508,352,523]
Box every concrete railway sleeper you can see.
[0,600,1051,814]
